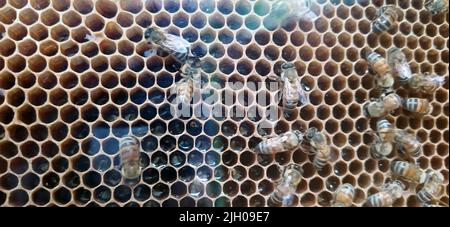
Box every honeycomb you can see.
[0,0,448,207]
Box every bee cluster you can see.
[361,1,448,207]
[0,0,448,207]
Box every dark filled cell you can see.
[72,155,90,172]
[161,166,177,183]
[42,172,59,189]
[195,135,211,152]
[167,119,184,135]
[51,156,69,173]
[112,185,131,203]
[151,151,168,168]
[9,189,28,206]
[82,171,102,188]
[73,187,90,205]
[160,135,176,151]
[152,183,170,200]
[0,173,18,190]
[142,168,159,185]
[169,150,186,167]
[185,150,201,167]
[178,135,194,151]
[32,188,50,206]
[63,171,80,189]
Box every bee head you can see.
[281,62,295,70]
[144,27,155,39]
[305,127,318,139]
[145,27,164,42]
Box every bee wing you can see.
[290,0,318,22]
[429,75,447,86]
[163,34,190,54]
[297,84,309,106]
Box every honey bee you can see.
[366,180,405,207]
[171,56,202,104]
[303,127,330,170]
[145,27,191,63]
[254,130,304,155]
[370,118,395,159]
[268,163,303,207]
[372,5,400,33]
[272,62,309,109]
[265,0,317,29]
[417,170,445,205]
[365,51,394,91]
[118,136,141,181]
[391,161,427,184]
[424,0,449,15]
[407,73,446,94]
[394,129,422,157]
[366,51,391,76]
[387,48,412,83]
[402,98,433,115]
[332,183,355,207]
[363,91,403,118]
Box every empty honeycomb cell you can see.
[309,177,325,193]
[6,123,28,143]
[30,188,50,206]
[341,172,356,185]
[117,40,134,56]
[0,104,16,124]
[0,173,18,190]
[439,23,449,36]
[0,140,20,160]
[74,187,91,205]
[18,141,39,159]
[52,187,72,205]
[208,165,228,182]
[5,55,27,74]
[322,32,337,48]
[226,14,242,31]
[19,8,39,25]
[346,47,359,62]
[0,39,16,57]
[0,7,16,25]
[430,156,443,170]
[400,21,412,36]
[73,0,93,15]
[117,12,133,28]
[299,193,315,207]
[8,189,28,206]
[104,22,123,40]
[30,158,49,177]
[59,139,79,157]
[40,9,61,27]
[26,55,47,74]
